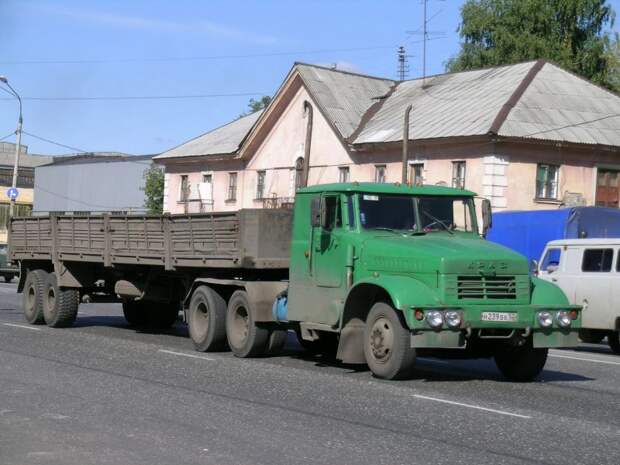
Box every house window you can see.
[339,166,350,183]
[536,164,559,200]
[256,171,266,199]
[179,175,189,202]
[410,163,424,186]
[294,157,304,191]
[375,165,386,183]
[452,161,466,189]
[227,173,237,201]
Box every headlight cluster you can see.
[537,310,574,328]
[423,309,462,329]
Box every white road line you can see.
[158,349,215,361]
[548,353,620,366]
[2,323,42,331]
[413,394,531,419]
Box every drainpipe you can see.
[402,104,412,184]
[302,100,313,187]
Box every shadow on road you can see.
[72,315,190,338]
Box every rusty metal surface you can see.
[9,209,292,270]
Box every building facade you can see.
[155,60,620,214]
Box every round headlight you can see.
[444,310,461,328]
[426,310,444,329]
[537,311,553,328]
[556,311,571,328]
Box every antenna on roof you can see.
[397,46,411,81]
[406,0,446,83]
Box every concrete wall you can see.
[34,158,153,213]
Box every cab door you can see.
[312,194,345,288]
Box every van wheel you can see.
[188,286,227,352]
[363,302,416,380]
[23,269,47,324]
[226,290,269,358]
[494,341,548,381]
[579,329,605,344]
[42,273,79,328]
[608,331,620,354]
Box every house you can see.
[0,142,51,243]
[154,59,620,213]
[33,153,154,214]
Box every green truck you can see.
[9,182,580,380]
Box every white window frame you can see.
[375,165,386,183]
[535,164,559,200]
[452,161,466,189]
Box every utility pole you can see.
[0,76,23,219]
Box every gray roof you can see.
[295,63,394,139]
[0,142,52,168]
[49,153,150,166]
[154,110,263,160]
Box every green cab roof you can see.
[298,182,476,197]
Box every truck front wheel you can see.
[363,303,416,380]
[494,341,548,381]
[226,290,269,358]
[188,286,227,351]
[23,269,47,324]
[42,273,79,328]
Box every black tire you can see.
[151,302,180,329]
[266,328,288,355]
[122,300,148,327]
[608,331,620,354]
[22,269,47,325]
[363,302,416,380]
[3,274,14,283]
[188,286,227,352]
[42,272,79,328]
[579,329,605,344]
[226,290,269,358]
[494,340,548,382]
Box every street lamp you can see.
[0,76,23,219]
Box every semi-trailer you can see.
[9,182,580,380]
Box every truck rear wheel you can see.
[42,273,79,328]
[226,290,269,358]
[188,286,227,351]
[363,302,416,380]
[494,341,548,381]
[23,269,47,324]
[608,331,620,354]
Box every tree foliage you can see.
[447,0,618,90]
[239,95,272,118]
[142,163,164,215]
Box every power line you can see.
[21,131,88,153]
[520,113,620,138]
[0,91,268,102]
[0,131,15,142]
[0,45,397,65]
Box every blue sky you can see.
[1,0,619,156]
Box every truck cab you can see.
[284,183,580,380]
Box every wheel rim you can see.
[193,301,210,337]
[25,284,36,315]
[46,287,56,314]
[230,305,249,348]
[369,316,394,364]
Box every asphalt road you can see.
[1,282,619,465]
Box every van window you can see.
[541,248,561,272]
[582,249,613,272]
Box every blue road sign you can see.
[7,187,18,200]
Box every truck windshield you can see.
[358,193,476,233]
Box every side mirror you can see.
[530,259,539,276]
[481,198,492,237]
[310,197,321,227]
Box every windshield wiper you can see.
[419,210,454,235]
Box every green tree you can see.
[142,163,164,215]
[239,95,272,118]
[447,0,617,90]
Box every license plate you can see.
[481,312,518,322]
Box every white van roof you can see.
[547,238,620,247]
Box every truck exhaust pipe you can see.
[402,104,412,184]
[302,100,313,188]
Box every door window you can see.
[541,248,562,272]
[582,249,613,272]
[322,195,341,230]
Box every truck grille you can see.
[457,276,517,300]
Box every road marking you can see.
[158,349,215,361]
[548,352,620,366]
[2,323,42,331]
[413,394,531,419]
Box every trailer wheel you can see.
[42,273,79,328]
[188,286,227,351]
[266,328,288,355]
[579,329,605,344]
[363,302,416,380]
[608,331,620,354]
[150,302,180,329]
[23,269,47,325]
[226,290,269,358]
[122,300,148,327]
[494,341,548,382]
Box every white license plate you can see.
[481,312,518,322]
